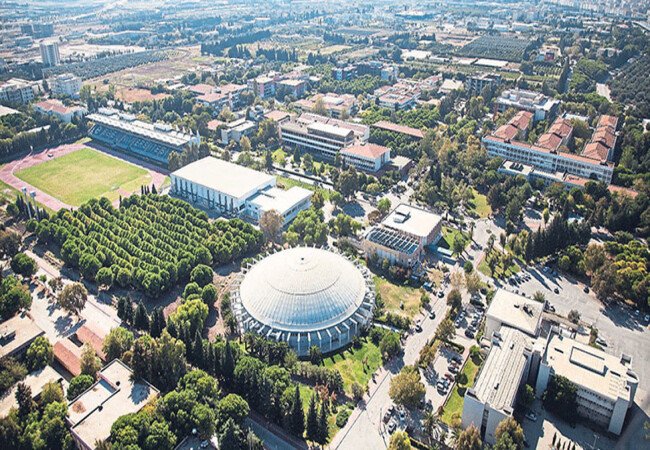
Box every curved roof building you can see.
[231,247,375,356]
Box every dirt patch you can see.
[116,87,171,103]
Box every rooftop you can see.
[342,142,390,160]
[544,333,637,403]
[382,203,442,239]
[248,186,312,216]
[68,360,159,448]
[53,339,82,377]
[0,366,63,418]
[472,326,532,412]
[171,157,275,200]
[486,289,543,336]
[34,99,85,115]
[0,313,45,359]
[372,121,424,139]
[186,83,215,95]
[365,226,419,255]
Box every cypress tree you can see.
[317,400,329,444]
[290,385,304,436]
[306,394,318,441]
[223,340,234,383]
[123,297,134,325]
[134,300,149,330]
[117,296,126,321]
[192,331,203,366]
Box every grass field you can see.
[442,355,483,425]
[323,338,382,394]
[477,251,521,279]
[374,276,422,319]
[277,176,330,201]
[438,226,468,252]
[467,188,491,219]
[15,148,151,206]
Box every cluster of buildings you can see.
[462,289,639,444]
[247,69,312,99]
[278,112,392,173]
[170,157,312,225]
[87,108,201,165]
[294,92,358,119]
[48,73,83,97]
[370,75,441,111]
[187,82,248,113]
[363,203,443,268]
[0,78,41,104]
[331,60,398,82]
[486,90,618,186]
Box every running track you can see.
[0,141,169,212]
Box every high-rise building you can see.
[40,42,60,67]
[49,73,82,97]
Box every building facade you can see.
[40,42,60,67]
[34,99,87,123]
[0,78,40,104]
[466,72,502,93]
[49,73,82,97]
[495,89,560,122]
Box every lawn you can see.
[467,188,491,219]
[477,252,521,279]
[277,176,330,201]
[374,276,422,319]
[0,165,54,214]
[323,338,382,394]
[272,148,287,164]
[15,148,151,206]
[442,355,483,425]
[437,226,468,252]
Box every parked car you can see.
[596,337,607,346]
[438,291,444,298]
[387,420,397,434]
[444,372,453,380]
[429,311,436,319]
[465,329,475,338]
[415,320,422,332]
[645,314,650,323]
[583,286,590,293]
[525,412,537,422]
[383,411,392,423]
[554,287,560,294]
[399,409,406,421]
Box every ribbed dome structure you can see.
[231,247,375,356]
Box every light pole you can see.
[21,187,31,220]
[30,192,38,221]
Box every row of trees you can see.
[33,195,263,297]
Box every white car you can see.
[525,412,537,422]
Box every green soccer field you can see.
[15,148,151,207]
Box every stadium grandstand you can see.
[87,108,200,166]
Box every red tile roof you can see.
[598,115,617,129]
[548,118,573,138]
[564,174,637,198]
[510,110,533,131]
[592,127,616,148]
[494,124,519,141]
[264,110,290,122]
[583,141,610,161]
[536,132,564,151]
[75,324,106,361]
[207,119,226,131]
[53,340,82,377]
[34,99,83,115]
[372,121,425,139]
[197,92,227,103]
[187,84,215,95]
[342,142,390,159]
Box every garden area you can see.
[467,188,491,219]
[277,176,331,201]
[441,352,484,426]
[374,276,422,319]
[323,338,382,394]
[437,226,469,254]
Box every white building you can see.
[34,99,87,123]
[495,89,560,122]
[485,289,544,339]
[341,142,391,172]
[535,332,638,435]
[171,157,311,224]
[220,118,256,145]
[39,41,60,67]
[0,78,40,104]
[49,73,82,97]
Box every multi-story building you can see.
[21,23,54,38]
[193,83,248,112]
[583,115,618,162]
[248,76,275,99]
[49,73,82,97]
[277,79,306,97]
[331,65,357,81]
[495,89,560,122]
[39,41,60,67]
[294,93,358,119]
[279,113,389,172]
[220,118,256,145]
[357,61,398,81]
[171,157,311,224]
[88,108,200,166]
[466,72,502,93]
[364,203,443,267]
[0,78,40,104]
[34,99,87,123]
[535,117,574,152]
[373,82,420,111]
[535,332,639,435]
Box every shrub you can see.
[336,408,351,428]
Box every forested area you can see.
[609,54,650,118]
[43,50,168,80]
[35,195,262,297]
[316,74,388,96]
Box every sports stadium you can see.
[231,247,376,356]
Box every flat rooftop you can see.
[544,333,636,403]
[171,157,275,200]
[472,326,532,412]
[486,289,543,336]
[382,203,442,239]
[365,226,419,255]
[68,360,159,447]
[248,186,312,215]
[0,313,45,359]
[0,366,63,418]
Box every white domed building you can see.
[231,247,375,356]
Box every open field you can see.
[15,148,151,206]
[442,354,483,425]
[438,226,468,252]
[323,338,382,394]
[374,276,422,319]
[116,87,171,103]
[468,188,491,218]
[0,167,53,214]
[477,251,521,279]
[277,176,330,201]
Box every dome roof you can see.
[237,247,369,333]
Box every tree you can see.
[41,381,64,405]
[568,309,581,324]
[80,343,102,377]
[583,244,606,275]
[457,425,482,450]
[217,394,250,427]
[379,331,401,361]
[259,209,284,244]
[317,399,329,444]
[388,366,425,407]
[309,345,322,365]
[240,136,251,153]
[312,96,329,116]
[25,336,53,371]
[95,267,114,289]
[311,191,324,210]
[10,253,37,279]
[0,230,20,258]
[288,385,305,436]
[330,191,344,209]
[15,382,34,418]
[543,375,577,423]
[436,318,456,342]
[494,416,525,450]
[219,418,245,450]
[79,253,101,281]
[103,327,134,361]
[48,276,63,294]
[201,284,218,305]
[350,382,364,402]
[465,271,481,295]
[67,374,95,400]
[533,291,546,303]
[388,430,411,450]
[306,394,319,441]
[452,233,466,257]
[447,288,462,311]
[189,264,213,288]
[57,282,87,316]
[336,168,359,199]
[134,301,149,330]
[377,198,391,215]
[518,384,535,409]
